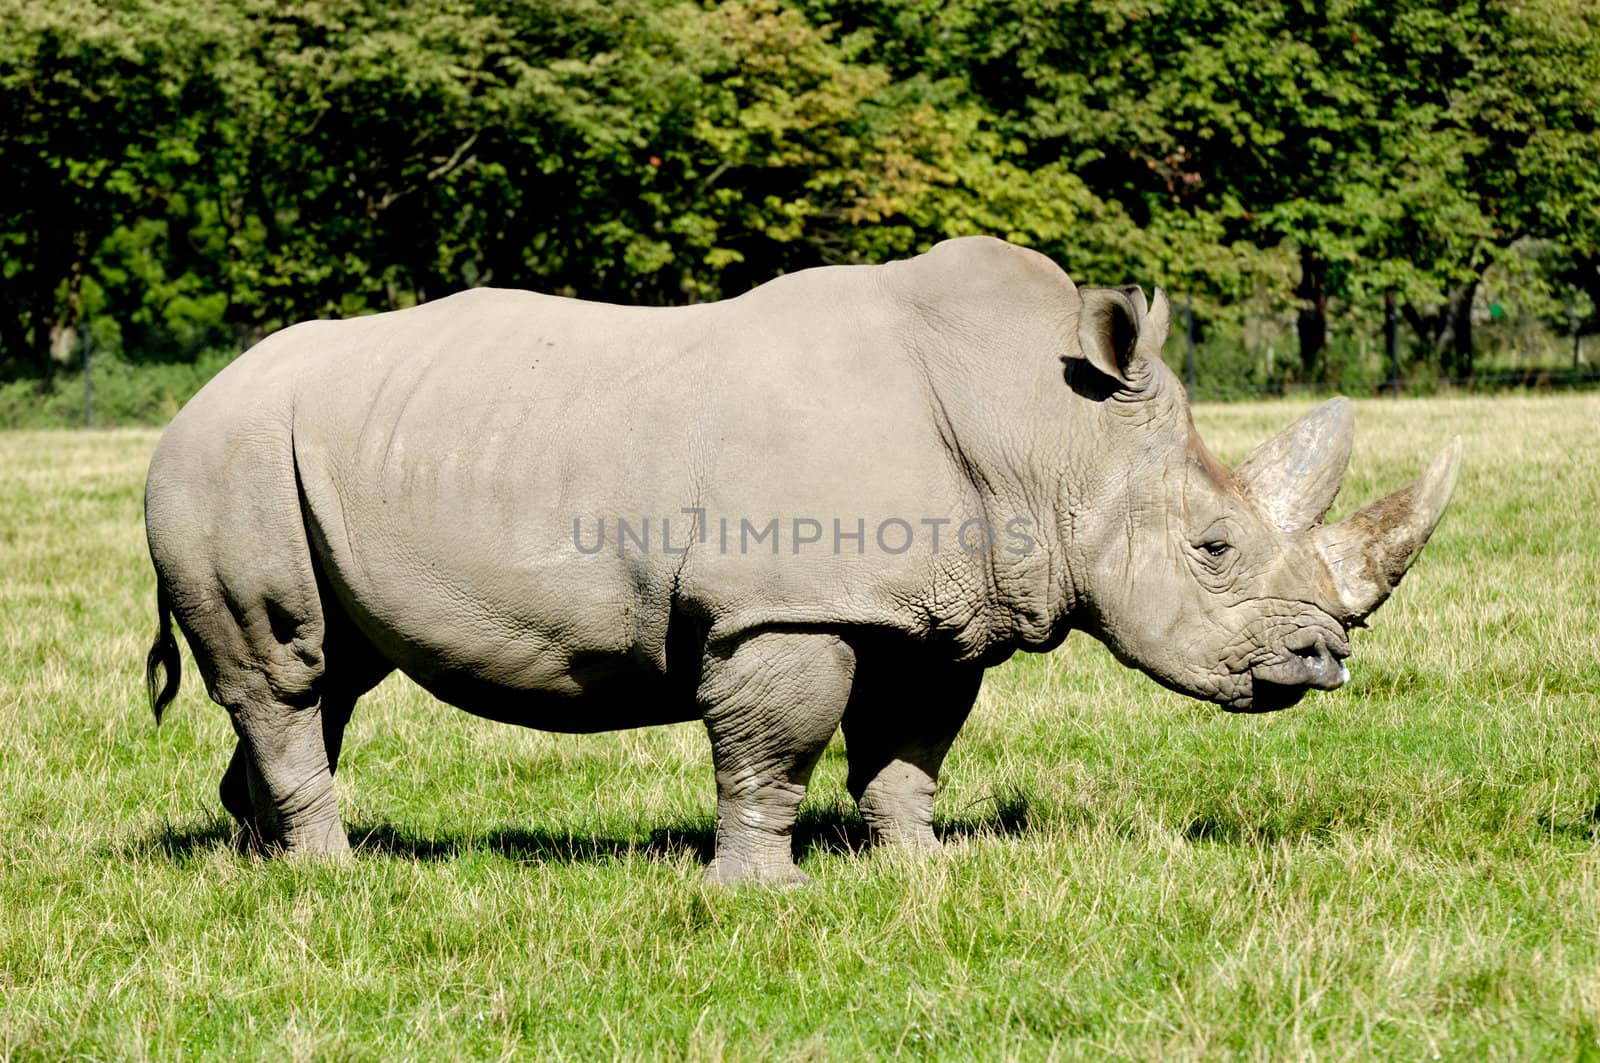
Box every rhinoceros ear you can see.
[1076,289,1140,385]
[1235,398,1355,532]
[1138,288,1172,364]
[1076,288,1138,384]
[1074,286,1170,387]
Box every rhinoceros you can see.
[143,236,1459,883]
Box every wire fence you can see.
[1177,289,1600,402]
[1191,367,1600,402]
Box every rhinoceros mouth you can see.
[1225,677,1312,714]
[1226,639,1352,713]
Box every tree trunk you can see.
[1400,280,1478,378]
[1572,254,1600,335]
[1448,279,1476,379]
[44,231,91,368]
[1424,282,1477,379]
[1295,248,1328,381]
[29,290,57,383]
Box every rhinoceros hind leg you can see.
[842,657,982,853]
[176,582,353,858]
[219,654,389,852]
[218,742,258,842]
[204,561,396,851]
[150,420,379,857]
[700,631,857,886]
[224,692,346,857]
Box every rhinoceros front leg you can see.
[842,658,982,853]
[700,631,857,886]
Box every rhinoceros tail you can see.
[147,582,181,726]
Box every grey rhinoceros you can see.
[143,236,1459,883]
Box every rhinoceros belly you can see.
[296,435,701,732]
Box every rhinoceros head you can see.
[1066,286,1461,712]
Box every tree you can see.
[3,0,1596,386]
[0,0,212,374]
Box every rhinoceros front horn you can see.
[1314,437,1463,624]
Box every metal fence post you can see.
[1571,297,1583,368]
[1384,288,1399,398]
[82,320,92,428]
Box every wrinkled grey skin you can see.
[143,237,1459,883]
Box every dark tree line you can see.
[4,0,1597,384]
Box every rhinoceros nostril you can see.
[1284,628,1331,658]
[1295,640,1333,668]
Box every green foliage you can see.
[0,350,235,428]
[2,0,1598,383]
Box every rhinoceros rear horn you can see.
[1236,398,1355,532]
[1076,286,1170,386]
[1315,437,1463,624]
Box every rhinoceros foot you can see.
[702,856,811,888]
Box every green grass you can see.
[2,394,1598,1059]
[0,351,240,430]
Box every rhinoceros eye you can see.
[1201,540,1233,559]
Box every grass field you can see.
[1,394,1597,1059]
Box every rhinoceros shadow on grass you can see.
[141,236,1460,885]
[132,792,1032,867]
[351,794,1031,866]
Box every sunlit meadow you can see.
[1,394,1596,1059]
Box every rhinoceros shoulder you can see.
[873,236,1081,341]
